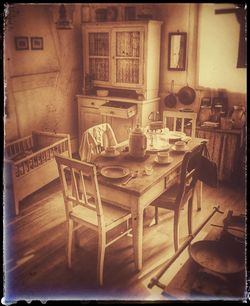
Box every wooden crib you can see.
[4,131,72,215]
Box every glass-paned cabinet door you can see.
[113,29,144,87]
[87,31,110,82]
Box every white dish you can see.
[202,121,219,128]
[154,157,173,165]
[147,143,171,152]
[100,150,120,157]
[100,166,130,179]
[168,131,186,141]
[172,145,189,152]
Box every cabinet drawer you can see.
[99,102,137,119]
[78,97,105,109]
[164,167,180,189]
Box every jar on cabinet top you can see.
[211,104,223,123]
[199,106,212,124]
[231,105,246,129]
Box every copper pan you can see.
[189,239,245,275]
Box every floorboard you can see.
[3,179,246,302]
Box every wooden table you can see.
[94,138,205,271]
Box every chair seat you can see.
[151,183,178,209]
[70,202,131,229]
[151,182,194,210]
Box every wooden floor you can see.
[3,178,246,302]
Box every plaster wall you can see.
[4,4,82,143]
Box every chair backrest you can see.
[79,123,118,162]
[175,143,205,207]
[55,153,105,227]
[163,110,197,138]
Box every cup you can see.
[144,165,153,176]
[175,140,186,151]
[105,146,116,154]
[157,151,170,163]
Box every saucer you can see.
[172,145,188,152]
[100,150,120,157]
[154,157,173,165]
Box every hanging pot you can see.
[164,80,177,108]
[177,85,196,105]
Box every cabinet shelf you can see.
[82,20,162,99]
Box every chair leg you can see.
[155,206,159,224]
[196,181,202,211]
[173,210,180,252]
[188,198,193,235]
[97,230,106,287]
[67,219,74,268]
[74,228,81,248]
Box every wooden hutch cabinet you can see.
[82,20,162,100]
[77,20,162,145]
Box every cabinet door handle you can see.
[110,111,115,115]
[91,102,95,106]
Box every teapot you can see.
[129,124,147,158]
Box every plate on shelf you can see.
[100,166,130,179]
[100,150,120,158]
[154,157,173,165]
[201,121,219,128]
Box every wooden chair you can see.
[151,143,205,252]
[79,123,118,162]
[55,153,133,286]
[163,110,197,138]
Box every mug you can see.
[157,151,170,163]
[175,140,186,151]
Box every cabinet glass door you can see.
[113,29,144,86]
[88,32,110,82]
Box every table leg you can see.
[196,180,203,211]
[131,206,144,271]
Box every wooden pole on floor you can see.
[148,205,224,290]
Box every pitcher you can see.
[129,124,147,158]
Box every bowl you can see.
[96,89,109,97]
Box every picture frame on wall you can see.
[15,36,29,50]
[31,37,43,50]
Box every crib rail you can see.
[32,131,71,149]
[5,136,33,159]
[6,137,71,178]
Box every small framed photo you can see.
[15,36,29,50]
[31,37,43,50]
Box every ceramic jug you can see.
[129,124,147,158]
[231,105,245,129]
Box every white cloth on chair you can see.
[79,123,118,162]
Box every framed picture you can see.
[15,36,29,50]
[31,37,43,50]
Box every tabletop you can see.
[94,138,206,197]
